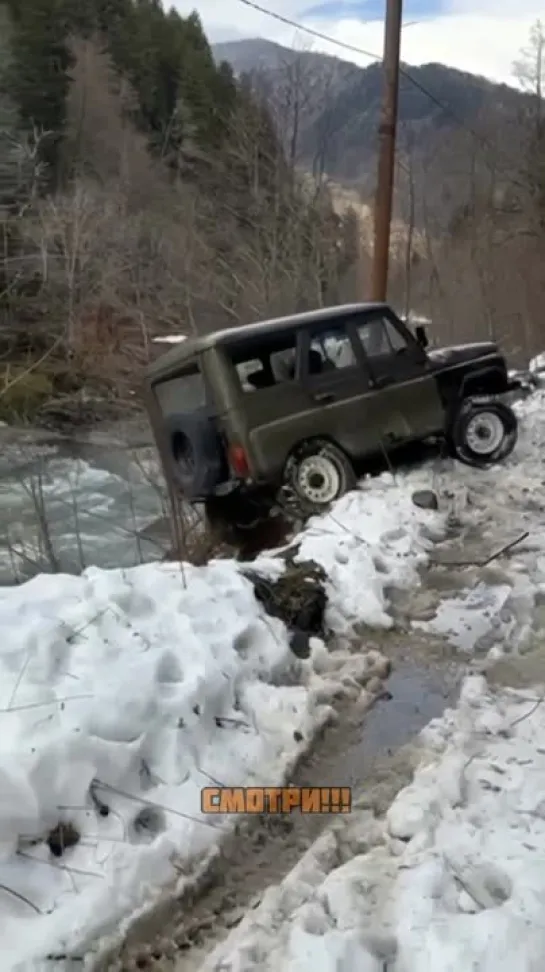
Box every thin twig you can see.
[7,650,32,710]
[0,694,93,714]
[93,780,226,830]
[431,530,529,567]
[17,849,102,880]
[0,883,42,914]
[508,695,543,728]
[479,531,530,567]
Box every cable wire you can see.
[234,0,520,165]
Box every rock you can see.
[289,629,311,658]
[412,489,439,511]
[47,820,80,857]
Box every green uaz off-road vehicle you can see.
[144,302,519,527]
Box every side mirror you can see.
[415,325,429,349]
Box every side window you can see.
[270,347,297,382]
[308,326,357,375]
[236,358,263,392]
[357,316,409,358]
[231,334,298,393]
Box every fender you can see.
[436,363,508,414]
[457,365,508,400]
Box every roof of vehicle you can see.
[145,302,390,382]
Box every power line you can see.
[233,0,513,162]
[235,0,410,62]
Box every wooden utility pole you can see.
[370,0,403,302]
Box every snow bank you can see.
[0,473,446,969]
[395,386,545,659]
[206,673,545,971]
[0,561,331,968]
[296,473,443,632]
[529,351,545,374]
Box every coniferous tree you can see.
[4,0,73,180]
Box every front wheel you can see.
[449,399,518,468]
[283,440,357,515]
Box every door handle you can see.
[313,391,335,403]
[372,375,392,389]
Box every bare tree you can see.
[513,20,545,119]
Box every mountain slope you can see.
[213,38,527,184]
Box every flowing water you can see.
[0,433,168,585]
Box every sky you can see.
[172,0,544,87]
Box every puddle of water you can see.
[315,663,454,790]
[411,583,515,653]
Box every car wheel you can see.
[450,399,518,468]
[285,440,357,513]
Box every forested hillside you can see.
[4,2,545,426]
[213,37,529,217]
[215,32,545,362]
[0,0,358,424]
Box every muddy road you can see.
[97,443,545,972]
[100,579,472,969]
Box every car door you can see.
[295,318,386,457]
[354,309,444,447]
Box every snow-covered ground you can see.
[409,388,545,658]
[0,475,445,970]
[203,673,545,972]
[152,335,187,345]
[201,388,545,972]
[297,477,443,632]
[2,383,545,970]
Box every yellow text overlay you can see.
[201,786,351,815]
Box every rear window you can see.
[153,367,207,416]
[228,333,298,393]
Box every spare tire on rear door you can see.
[164,409,228,499]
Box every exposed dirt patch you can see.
[486,645,545,689]
[243,558,327,657]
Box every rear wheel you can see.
[449,399,518,468]
[284,440,357,514]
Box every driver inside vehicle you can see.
[361,318,394,356]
